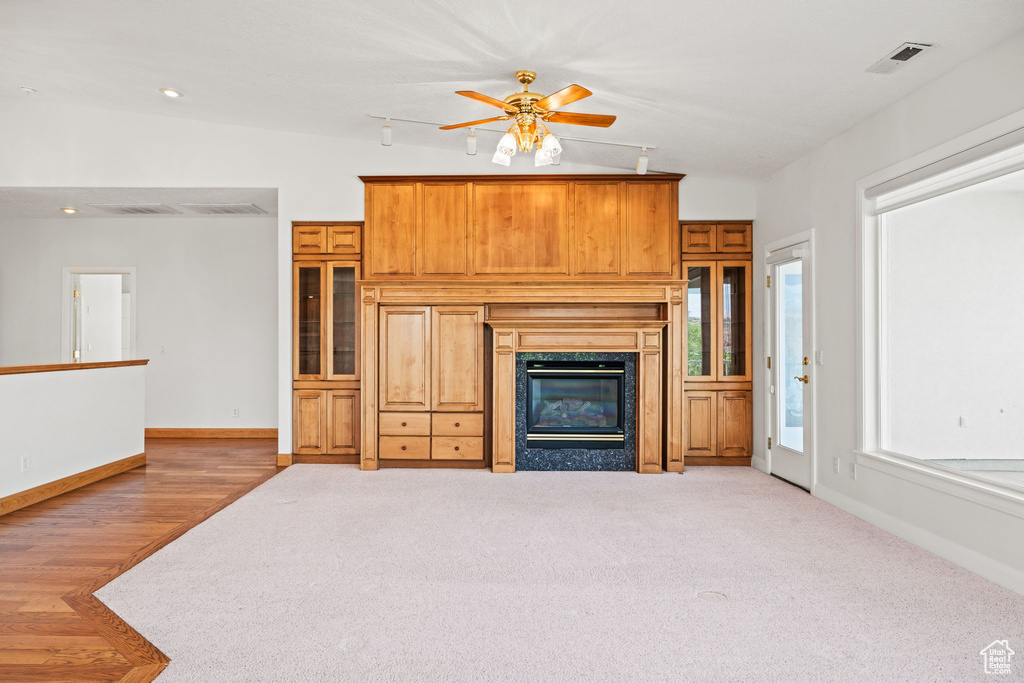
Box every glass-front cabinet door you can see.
[294,263,325,379]
[719,262,751,381]
[328,261,360,380]
[686,265,716,380]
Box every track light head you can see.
[466,128,477,155]
[636,147,649,175]
[381,118,392,146]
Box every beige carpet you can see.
[96,466,1023,682]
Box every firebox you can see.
[525,360,626,449]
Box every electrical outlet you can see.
[833,456,840,474]
[20,455,29,473]
[959,415,968,428]
[160,344,167,355]
[849,462,857,480]
[231,407,240,418]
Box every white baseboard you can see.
[751,455,768,473]
[814,482,1024,596]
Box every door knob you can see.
[793,375,809,384]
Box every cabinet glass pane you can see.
[687,267,712,376]
[331,265,357,376]
[722,266,747,376]
[297,266,321,375]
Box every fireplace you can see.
[515,352,636,471]
[525,360,625,449]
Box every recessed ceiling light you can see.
[61,207,78,214]
[160,88,183,98]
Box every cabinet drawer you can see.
[379,436,430,459]
[431,412,484,436]
[431,436,483,460]
[379,412,431,435]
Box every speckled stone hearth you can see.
[515,352,636,471]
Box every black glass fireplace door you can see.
[525,361,625,449]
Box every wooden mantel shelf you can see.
[359,173,685,183]
[0,359,149,376]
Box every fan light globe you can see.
[542,134,562,156]
[492,132,517,166]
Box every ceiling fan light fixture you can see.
[492,131,517,166]
[636,147,649,175]
[466,128,477,156]
[381,118,392,146]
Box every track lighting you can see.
[636,147,649,175]
[381,118,392,146]
[466,128,477,155]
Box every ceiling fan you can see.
[439,70,616,166]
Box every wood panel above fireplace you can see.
[360,174,684,281]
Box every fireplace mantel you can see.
[359,281,686,473]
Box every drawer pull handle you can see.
[455,422,460,427]
[401,422,407,426]
[401,445,407,451]
[454,446,460,451]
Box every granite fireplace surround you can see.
[515,352,637,471]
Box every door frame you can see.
[763,229,816,492]
[61,266,137,363]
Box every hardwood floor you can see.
[0,438,281,682]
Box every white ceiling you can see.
[3,0,1024,179]
[0,187,278,219]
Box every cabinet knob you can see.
[401,445,407,451]
[454,422,460,427]
[454,446,460,451]
[401,422,407,426]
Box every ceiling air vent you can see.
[866,42,933,74]
[88,203,181,215]
[180,203,268,215]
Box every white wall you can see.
[0,364,145,499]
[0,99,756,452]
[885,191,1024,460]
[0,216,277,428]
[755,28,1024,591]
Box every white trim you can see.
[814,481,1024,595]
[61,266,137,363]
[762,229,817,492]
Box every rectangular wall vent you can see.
[866,42,933,74]
[88,203,181,215]
[180,203,267,215]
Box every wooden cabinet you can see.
[682,220,753,464]
[291,222,363,458]
[684,390,752,460]
[431,306,484,412]
[361,175,683,280]
[376,304,485,464]
[682,222,751,257]
[379,306,432,411]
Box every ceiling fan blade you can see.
[438,116,511,131]
[535,85,592,112]
[456,91,516,112]
[545,111,617,128]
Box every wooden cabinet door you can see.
[327,224,361,255]
[326,261,360,381]
[420,184,468,275]
[682,223,716,254]
[367,184,417,276]
[573,182,622,275]
[293,262,326,380]
[379,306,431,411]
[293,390,326,454]
[718,391,752,457]
[327,390,360,454]
[684,391,717,457]
[472,183,570,275]
[625,182,677,277]
[293,225,326,254]
[431,306,484,411]
[717,223,751,253]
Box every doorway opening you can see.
[61,267,136,363]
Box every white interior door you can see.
[78,273,123,362]
[767,244,813,489]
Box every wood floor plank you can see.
[0,438,280,682]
